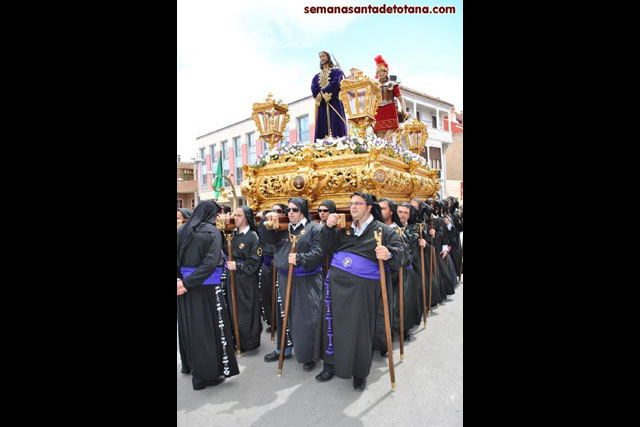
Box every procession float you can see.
[233,70,440,213]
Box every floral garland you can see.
[254,134,430,169]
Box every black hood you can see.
[288,197,312,222]
[397,202,417,225]
[237,205,257,232]
[351,191,383,222]
[177,200,222,268]
[379,198,402,227]
[178,208,192,220]
[318,200,337,214]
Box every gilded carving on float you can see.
[243,82,440,212]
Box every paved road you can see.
[178,277,463,426]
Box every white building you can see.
[194,86,455,204]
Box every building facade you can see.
[177,157,198,209]
[443,110,463,201]
[194,85,457,205]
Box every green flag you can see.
[213,151,224,198]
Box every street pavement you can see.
[178,276,463,427]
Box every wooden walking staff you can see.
[271,266,277,343]
[395,227,405,361]
[374,228,396,389]
[418,223,428,326]
[278,234,299,376]
[224,232,242,356]
[428,219,436,316]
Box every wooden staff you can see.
[271,264,277,343]
[224,232,242,356]
[374,228,396,389]
[278,234,299,376]
[428,219,437,316]
[395,227,404,361]
[418,223,427,327]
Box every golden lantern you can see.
[339,70,381,139]
[251,93,290,151]
[402,117,429,155]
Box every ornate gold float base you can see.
[242,144,440,212]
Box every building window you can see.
[199,148,207,189]
[432,115,437,129]
[222,141,228,160]
[297,115,309,143]
[416,111,420,121]
[236,166,243,185]
[191,199,196,209]
[429,146,442,170]
[247,132,256,164]
[210,144,216,162]
[177,199,183,208]
[283,125,290,145]
[233,136,241,159]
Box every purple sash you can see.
[262,255,273,267]
[330,251,381,280]
[180,266,223,285]
[278,264,323,277]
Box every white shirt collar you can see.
[290,216,308,231]
[351,214,374,233]
[236,225,250,235]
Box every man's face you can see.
[397,206,411,225]
[317,205,331,221]
[378,68,387,82]
[234,208,247,229]
[319,52,329,65]
[177,211,184,221]
[349,195,370,223]
[379,201,391,222]
[288,203,303,224]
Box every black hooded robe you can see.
[177,202,239,384]
[314,219,406,379]
[257,222,276,330]
[259,199,325,364]
[222,227,263,352]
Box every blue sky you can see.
[178,0,462,158]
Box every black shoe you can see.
[181,366,191,374]
[192,377,225,390]
[264,351,291,362]
[315,370,334,382]
[380,350,388,357]
[303,361,316,371]
[265,326,272,333]
[353,377,366,391]
[404,333,411,342]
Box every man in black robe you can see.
[177,200,239,390]
[375,198,404,357]
[397,202,424,330]
[260,198,325,372]
[257,203,287,335]
[412,199,443,308]
[446,197,463,282]
[318,199,337,278]
[429,199,456,297]
[314,192,406,391]
[223,206,263,352]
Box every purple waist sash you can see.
[262,255,273,267]
[330,252,382,280]
[278,264,323,277]
[180,266,223,285]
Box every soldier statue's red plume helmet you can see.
[374,55,389,79]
